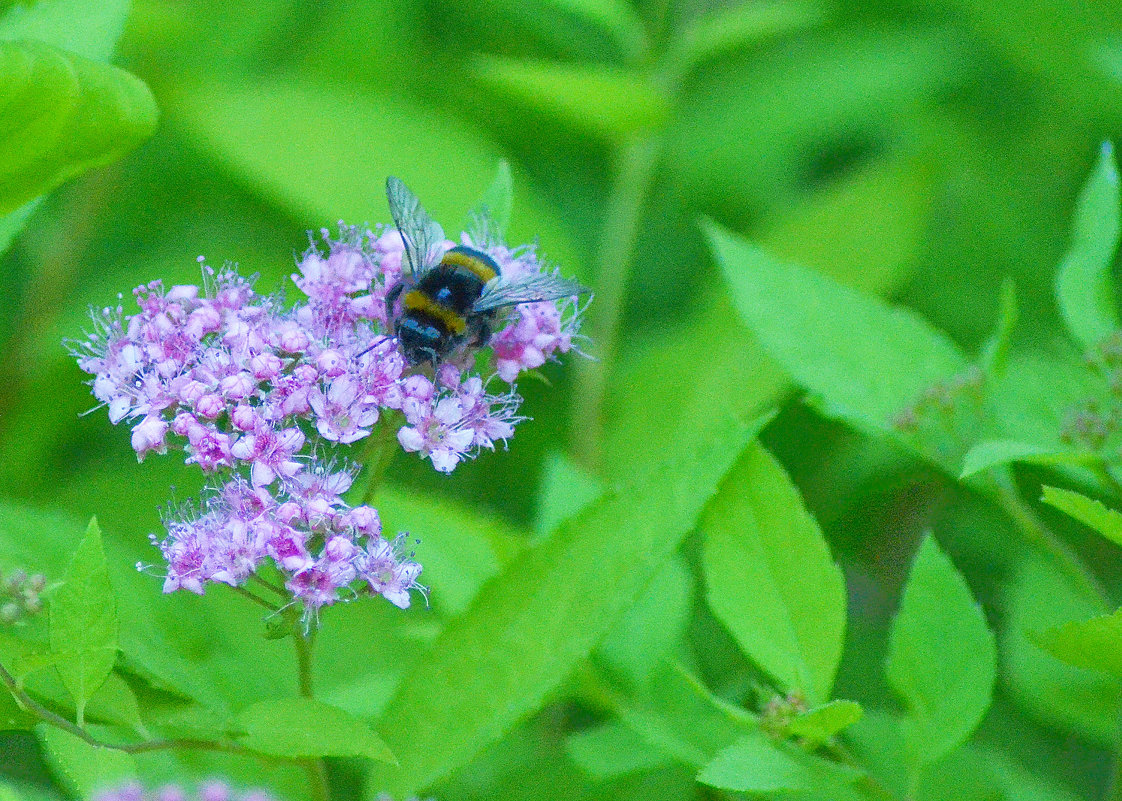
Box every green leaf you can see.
[980,277,1018,377]
[701,441,846,704]
[696,732,860,793]
[534,0,647,59]
[236,697,396,763]
[1034,609,1122,678]
[49,518,118,726]
[471,55,669,140]
[534,450,604,540]
[614,664,753,771]
[885,536,996,769]
[466,159,513,241]
[1002,557,1119,746]
[0,40,158,215]
[0,0,130,61]
[170,74,580,274]
[787,699,863,744]
[959,440,1097,479]
[1055,142,1121,351]
[36,725,136,798]
[707,219,968,439]
[1041,485,1122,549]
[565,722,671,781]
[367,413,768,795]
[669,0,823,74]
[596,555,693,689]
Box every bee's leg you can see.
[473,319,492,348]
[385,281,406,320]
[422,346,441,366]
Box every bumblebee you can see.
[384,176,588,365]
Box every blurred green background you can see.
[5,0,1122,796]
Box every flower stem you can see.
[0,660,265,757]
[292,625,330,801]
[991,468,1110,610]
[361,418,400,505]
[571,134,661,472]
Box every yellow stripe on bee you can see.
[441,249,498,283]
[403,290,468,335]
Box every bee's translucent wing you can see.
[386,176,445,276]
[473,272,589,312]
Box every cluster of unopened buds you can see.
[71,213,584,624]
[0,567,46,625]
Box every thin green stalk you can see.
[228,583,281,613]
[292,626,330,801]
[361,418,400,505]
[571,134,661,471]
[0,660,260,757]
[991,468,1110,609]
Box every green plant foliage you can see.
[707,219,967,444]
[1041,484,1122,548]
[885,536,996,772]
[367,412,768,795]
[48,518,118,726]
[787,699,863,744]
[0,40,157,216]
[36,725,136,797]
[471,56,670,139]
[235,698,396,762]
[1054,141,1121,351]
[696,731,860,793]
[8,1,1122,797]
[701,441,846,705]
[1002,556,1120,747]
[1034,609,1122,678]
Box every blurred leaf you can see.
[170,74,580,273]
[0,40,157,215]
[1041,485,1122,549]
[1054,141,1121,352]
[0,0,128,61]
[787,699,863,744]
[36,725,136,797]
[0,197,36,258]
[596,555,693,690]
[471,55,669,140]
[701,441,845,704]
[48,518,118,726]
[367,412,767,795]
[534,450,604,539]
[667,28,965,215]
[696,731,860,793]
[235,697,395,762]
[707,219,967,438]
[467,159,513,241]
[535,0,647,59]
[565,721,670,781]
[669,1,822,76]
[1034,609,1122,678]
[1002,557,1120,746]
[980,278,1018,378]
[885,536,996,769]
[959,440,1096,479]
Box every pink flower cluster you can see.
[72,222,582,617]
[154,464,421,616]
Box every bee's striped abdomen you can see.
[442,245,500,283]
